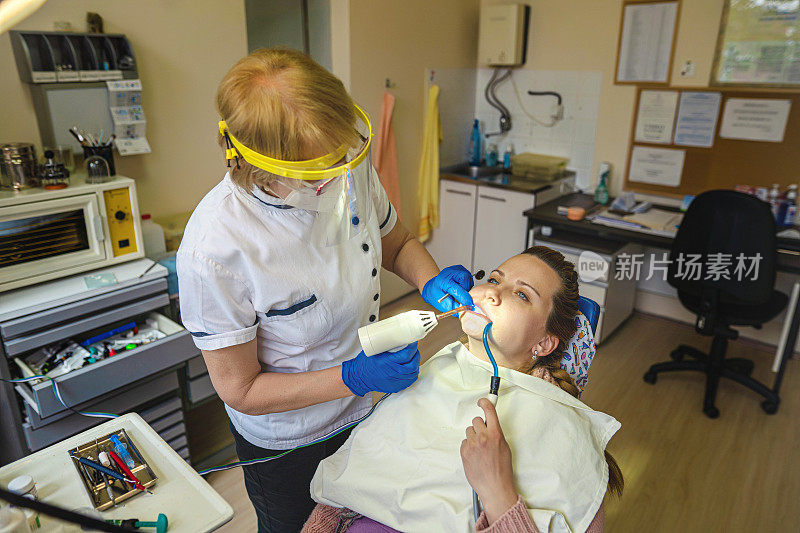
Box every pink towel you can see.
[373,91,401,213]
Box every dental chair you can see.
[578,296,600,334]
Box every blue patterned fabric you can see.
[560,311,596,394]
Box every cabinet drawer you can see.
[186,355,208,379]
[158,422,186,442]
[167,434,187,451]
[578,282,607,307]
[150,410,184,433]
[140,396,182,424]
[3,293,169,357]
[14,313,198,419]
[22,372,179,450]
[188,374,216,404]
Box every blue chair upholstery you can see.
[578,296,600,335]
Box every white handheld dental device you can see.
[358,306,470,356]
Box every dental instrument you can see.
[357,306,471,356]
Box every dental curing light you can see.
[357,306,470,356]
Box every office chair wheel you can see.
[643,371,657,384]
[669,349,684,361]
[761,401,778,415]
[703,405,720,419]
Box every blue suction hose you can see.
[474,322,501,523]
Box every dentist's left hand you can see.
[422,265,474,312]
[341,342,420,396]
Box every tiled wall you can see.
[473,69,602,189]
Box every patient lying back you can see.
[306,247,623,533]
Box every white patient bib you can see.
[311,342,620,533]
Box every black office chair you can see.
[643,190,787,418]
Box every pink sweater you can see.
[301,497,605,533]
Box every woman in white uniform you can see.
[176,48,474,532]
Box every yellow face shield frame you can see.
[218,104,373,181]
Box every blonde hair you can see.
[215,47,361,189]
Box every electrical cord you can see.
[1,375,118,419]
[197,392,392,475]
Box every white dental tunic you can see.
[176,170,397,449]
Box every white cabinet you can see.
[425,180,478,272]
[472,188,536,275]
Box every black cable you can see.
[527,90,562,105]
[0,486,135,532]
[485,68,512,136]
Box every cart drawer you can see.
[158,422,186,442]
[168,434,187,451]
[186,355,208,379]
[15,313,198,419]
[188,374,216,404]
[3,293,169,357]
[0,279,167,340]
[150,410,184,433]
[140,396,182,424]
[22,372,179,451]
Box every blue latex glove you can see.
[342,342,421,397]
[422,265,475,312]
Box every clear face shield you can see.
[219,105,373,247]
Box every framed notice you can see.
[616,1,680,85]
[712,0,800,88]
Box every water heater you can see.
[477,4,530,67]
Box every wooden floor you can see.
[207,293,800,532]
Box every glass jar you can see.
[85,155,111,184]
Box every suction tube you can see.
[482,323,500,402]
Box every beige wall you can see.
[0,0,248,217]
[348,0,480,302]
[483,0,726,195]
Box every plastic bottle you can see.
[0,505,29,533]
[768,184,782,222]
[502,143,514,172]
[486,144,498,167]
[141,214,166,261]
[782,184,797,228]
[469,119,482,167]
[594,162,610,205]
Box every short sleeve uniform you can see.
[177,168,397,449]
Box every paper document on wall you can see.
[628,146,684,187]
[617,1,678,83]
[673,92,721,147]
[635,90,679,144]
[719,98,791,142]
[106,79,151,155]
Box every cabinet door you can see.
[425,180,477,272]
[472,187,535,274]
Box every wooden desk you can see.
[523,193,799,403]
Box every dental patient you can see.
[304,246,623,533]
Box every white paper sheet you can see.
[628,146,685,187]
[617,2,678,83]
[673,92,722,147]
[719,98,791,142]
[635,90,679,144]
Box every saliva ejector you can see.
[357,306,470,356]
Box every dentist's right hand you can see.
[341,342,421,396]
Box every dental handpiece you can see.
[358,307,470,356]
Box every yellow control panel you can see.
[103,188,138,256]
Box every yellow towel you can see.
[417,84,442,243]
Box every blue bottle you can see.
[469,119,482,166]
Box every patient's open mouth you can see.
[460,304,490,335]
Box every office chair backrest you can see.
[667,189,777,305]
[578,296,600,335]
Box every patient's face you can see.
[460,254,561,366]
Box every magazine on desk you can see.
[589,208,681,237]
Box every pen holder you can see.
[83,145,115,176]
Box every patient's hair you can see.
[519,246,624,499]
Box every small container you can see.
[502,143,514,171]
[85,156,111,184]
[141,214,167,260]
[486,144,499,167]
[40,150,70,190]
[7,475,40,530]
[82,144,115,176]
[1,143,39,190]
